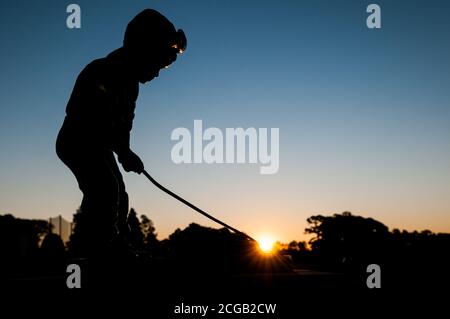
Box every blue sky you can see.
[0,0,449,242]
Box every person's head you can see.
[123,9,187,83]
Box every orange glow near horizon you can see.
[257,235,275,254]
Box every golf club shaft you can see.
[141,170,256,242]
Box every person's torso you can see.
[62,55,139,147]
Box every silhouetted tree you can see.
[0,214,48,258]
[67,207,88,256]
[140,214,159,254]
[305,212,390,270]
[40,232,66,275]
[41,233,65,257]
[0,214,50,279]
[127,208,144,249]
[287,240,308,252]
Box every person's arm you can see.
[66,60,117,146]
[111,87,144,173]
[111,101,135,159]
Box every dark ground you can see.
[1,255,444,318]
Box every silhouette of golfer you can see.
[56,9,186,256]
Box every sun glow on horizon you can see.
[257,235,275,254]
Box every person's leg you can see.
[103,151,129,238]
[58,146,125,256]
[82,151,121,246]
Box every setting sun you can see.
[257,236,275,254]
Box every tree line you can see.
[1,210,449,281]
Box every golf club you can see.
[141,169,256,242]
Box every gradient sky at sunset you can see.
[1,0,449,242]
